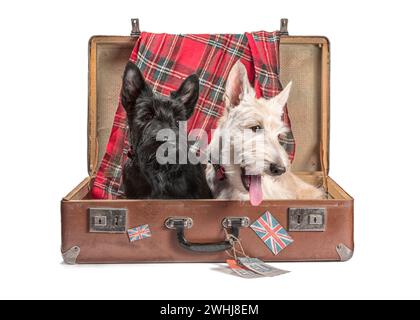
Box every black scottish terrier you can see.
[121,61,212,199]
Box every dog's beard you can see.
[137,139,162,170]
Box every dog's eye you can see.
[250,125,263,132]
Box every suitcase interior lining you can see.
[90,36,328,175]
[78,36,340,202]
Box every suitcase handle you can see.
[165,217,250,253]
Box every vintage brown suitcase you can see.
[61,19,354,264]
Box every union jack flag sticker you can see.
[250,211,293,255]
[127,224,152,242]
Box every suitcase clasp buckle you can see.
[164,217,193,230]
[221,217,250,229]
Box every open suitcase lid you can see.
[87,19,330,178]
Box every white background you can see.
[0,0,419,300]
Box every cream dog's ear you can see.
[223,60,255,111]
[270,81,292,116]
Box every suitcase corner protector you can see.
[336,243,354,262]
[62,246,81,265]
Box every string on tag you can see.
[224,229,249,261]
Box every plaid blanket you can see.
[92,31,295,199]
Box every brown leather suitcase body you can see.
[61,19,354,264]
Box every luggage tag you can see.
[224,230,289,278]
[237,257,290,277]
[226,259,263,278]
[224,233,262,278]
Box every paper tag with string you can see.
[237,257,290,277]
[226,259,263,278]
[224,229,290,278]
[224,230,261,278]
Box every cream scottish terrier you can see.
[206,61,324,205]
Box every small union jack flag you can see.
[127,224,152,242]
[250,211,293,255]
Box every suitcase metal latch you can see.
[280,18,289,36]
[89,208,127,233]
[130,18,140,37]
[288,208,326,232]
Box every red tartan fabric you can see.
[92,31,295,199]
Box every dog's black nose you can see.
[269,164,286,176]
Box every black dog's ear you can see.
[121,61,152,111]
[171,74,199,119]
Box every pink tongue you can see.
[249,175,263,206]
